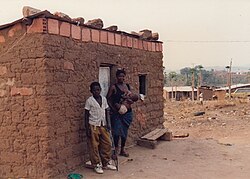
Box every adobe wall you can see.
[0,17,164,179]
[0,23,52,178]
[42,35,164,179]
[214,90,226,100]
[199,88,213,100]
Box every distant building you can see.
[198,86,213,100]
[219,83,250,92]
[214,83,250,100]
[163,86,197,101]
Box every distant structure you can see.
[163,86,197,101]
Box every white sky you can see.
[1,0,250,71]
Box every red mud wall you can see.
[0,18,164,178]
[0,23,51,178]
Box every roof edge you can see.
[0,10,163,43]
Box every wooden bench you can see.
[137,128,172,149]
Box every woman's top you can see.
[110,83,132,113]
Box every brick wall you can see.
[0,17,164,179]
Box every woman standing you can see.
[107,68,136,157]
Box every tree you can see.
[196,65,203,99]
[180,67,191,85]
[163,66,168,85]
[168,71,177,100]
[169,65,249,87]
[190,68,196,101]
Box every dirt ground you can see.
[65,99,250,179]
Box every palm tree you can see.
[169,71,177,101]
[180,67,191,85]
[196,65,203,100]
[190,68,196,101]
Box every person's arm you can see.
[105,108,111,131]
[107,85,120,111]
[124,84,140,103]
[84,109,91,137]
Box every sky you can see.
[1,0,250,71]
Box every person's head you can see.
[90,82,101,97]
[130,93,139,102]
[116,68,126,83]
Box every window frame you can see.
[138,74,147,96]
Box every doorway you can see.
[99,66,110,97]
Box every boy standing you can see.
[85,82,116,174]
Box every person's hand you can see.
[122,91,132,99]
[115,103,121,110]
[126,98,134,104]
[126,90,132,96]
[105,124,111,132]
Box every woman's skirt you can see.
[111,111,133,138]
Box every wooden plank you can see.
[147,129,167,140]
[141,128,168,141]
[173,133,189,138]
[137,139,157,149]
[141,128,161,139]
[159,132,173,141]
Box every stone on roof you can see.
[22,6,41,17]
[85,18,103,29]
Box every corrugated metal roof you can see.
[216,83,250,91]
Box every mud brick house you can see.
[198,86,213,100]
[0,9,164,179]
